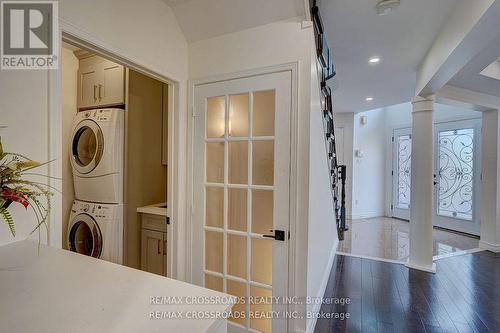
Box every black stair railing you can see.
[311,1,348,241]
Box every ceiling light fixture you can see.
[369,57,380,64]
[376,0,400,16]
[366,97,374,101]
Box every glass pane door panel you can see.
[251,238,272,285]
[207,96,225,138]
[206,142,225,183]
[437,128,474,220]
[397,134,411,209]
[205,231,223,273]
[227,280,247,326]
[205,274,223,292]
[227,234,247,278]
[228,141,248,184]
[252,190,273,234]
[228,188,247,232]
[206,187,224,228]
[229,94,249,137]
[253,141,274,186]
[253,90,275,137]
[250,286,272,333]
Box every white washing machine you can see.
[70,108,124,204]
[67,200,123,264]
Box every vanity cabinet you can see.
[140,214,168,277]
[77,56,125,109]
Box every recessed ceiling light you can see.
[366,97,374,101]
[369,57,380,64]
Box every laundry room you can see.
[61,41,170,274]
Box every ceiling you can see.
[448,33,500,97]
[320,0,459,113]
[163,0,305,42]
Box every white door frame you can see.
[187,63,299,331]
[49,19,184,279]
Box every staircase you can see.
[310,1,348,241]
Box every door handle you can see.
[157,239,161,254]
[263,229,286,241]
[98,84,103,100]
[93,85,97,101]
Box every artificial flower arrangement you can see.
[0,137,53,238]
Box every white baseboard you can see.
[405,261,436,273]
[305,238,339,333]
[433,248,484,260]
[336,251,405,265]
[479,240,500,253]
[348,211,385,220]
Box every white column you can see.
[480,109,500,252]
[406,95,436,273]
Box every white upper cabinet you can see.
[77,56,125,109]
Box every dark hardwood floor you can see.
[314,251,500,333]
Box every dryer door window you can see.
[69,214,103,258]
[71,120,104,174]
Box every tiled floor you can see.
[314,251,500,333]
[337,217,479,262]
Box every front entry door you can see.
[192,71,291,333]
[392,127,412,220]
[434,119,481,235]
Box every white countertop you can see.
[137,202,168,217]
[0,240,233,333]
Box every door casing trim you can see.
[49,18,182,279]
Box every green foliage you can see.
[0,207,15,236]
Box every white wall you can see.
[352,109,386,219]
[59,0,188,82]
[189,18,325,332]
[61,47,78,250]
[0,70,50,245]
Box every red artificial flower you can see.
[1,188,29,208]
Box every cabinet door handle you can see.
[98,84,103,100]
[93,85,97,101]
[157,239,161,254]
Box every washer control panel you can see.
[77,108,120,122]
[71,201,112,219]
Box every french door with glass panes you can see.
[392,127,412,220]
[434,119,481,235]
[192,71,291,333]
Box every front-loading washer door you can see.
[71,119,104,174]
[68,214,103,258]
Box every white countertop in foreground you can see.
[0,240,233,333]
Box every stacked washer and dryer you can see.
[68,109,124,264]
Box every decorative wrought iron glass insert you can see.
[397,134,412,209]
[437,128,474,221]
